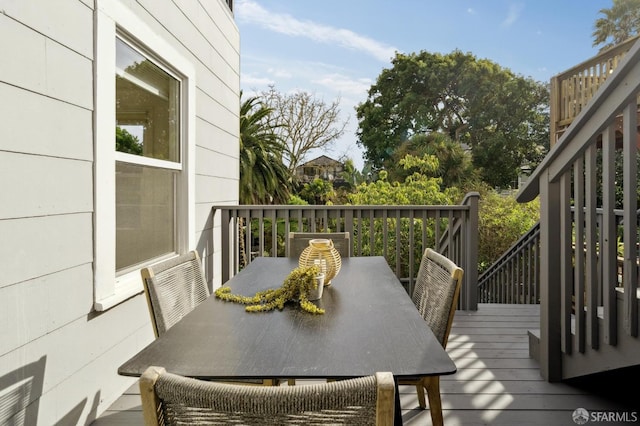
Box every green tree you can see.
[356,50,549,188]
[592,0,640,52]
[387,132,478,188]
[261,85,348,175]
[348,156,458,206]
[337,157,364,187]
[348,156,459,277]
[239,91,291,204]
[299,178,336,205]
[116,126,142,155]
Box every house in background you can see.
[0,0,239,424]
[295,155,346,187]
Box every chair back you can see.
[139,366,395,426]
[288,232,351,258]
[141,250,210,337]
[412,248,463,348]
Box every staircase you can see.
[516,36,640,382]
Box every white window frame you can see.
[94,0,195,311]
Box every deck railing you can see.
[550,34,640,146]
[477,209,628,306]
[212,192,479,310]
[478,222,540,304]
[518,37,640,381]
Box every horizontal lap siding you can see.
[0,152,93,219]
[0,15,93,109]
[0,1,93,58]
[0,1,100,423]
[197,116,239,159]
[0,264,93,356]
[0,4,97,421]
[0,0,239,424]
[0,84,92,159]
[0,191,94,292]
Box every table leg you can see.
[394,377,403,425]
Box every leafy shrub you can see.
[478,190,539,272]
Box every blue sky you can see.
[236,0,613,170]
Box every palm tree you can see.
[238,92,292,266]
[592,0,640,52]
[239,91,291,204]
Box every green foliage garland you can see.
[214,265,325,314]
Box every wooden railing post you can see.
[220,208,231,283]
[539,171,563,382]
[462,192,480,311]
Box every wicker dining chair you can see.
[398,248,463,426]
[140,251,276,386]
[139,366,395,426]
[141,250,210,338]
[288,231,351,258]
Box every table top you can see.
[118,256,457,380]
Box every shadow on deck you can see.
[92,304,639,426]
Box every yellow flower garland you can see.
[214,265,325,314]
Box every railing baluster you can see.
[395,210,401,279]
[408,209,415,293]
[369,209,376,258]
[356,209,362,256]
[560,173,572,355]
[585,144,599,349]
[602,125,617,345]
[446,210,453,258]
[213,200,480,308]
[269,209,277,257]
[574,157,586,354]
[382,210,389,259]
[622,101,639,337]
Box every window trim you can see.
[94,0,196,311]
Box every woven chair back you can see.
[411,248,463,348]
[141,251,210,337]
[288,232,351,258]
[140,366,395,426]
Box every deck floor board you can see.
[92,303,638,426]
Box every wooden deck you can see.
[92,304,639,426]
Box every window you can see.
[115,37,180,273]
[95,1,195,310]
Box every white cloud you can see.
[235,0,397,62]
[267,68,293,79]
[467,8,476,14]
[312,74,372,97]
[242,75,274,86]
[502,2,524,27]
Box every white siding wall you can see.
[0,0,239,424]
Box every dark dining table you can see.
[118,256,457,424]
